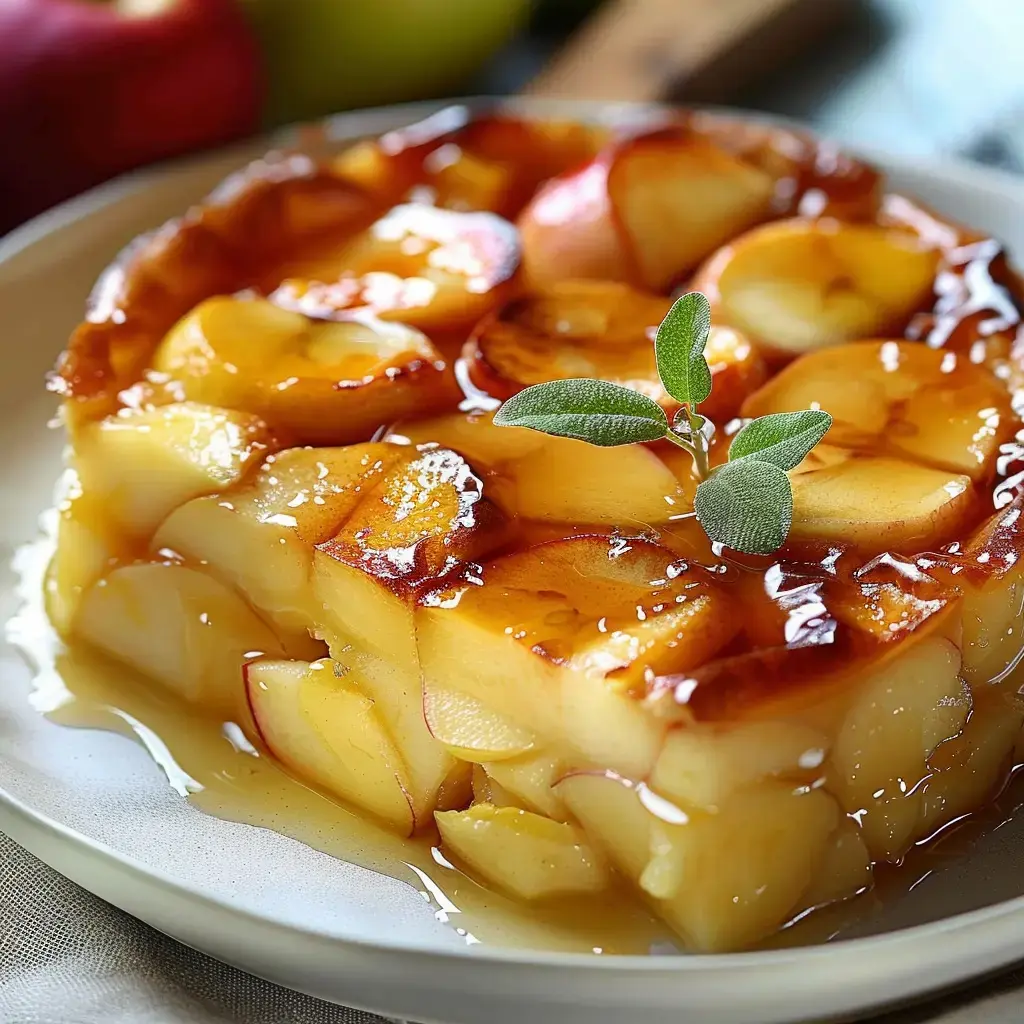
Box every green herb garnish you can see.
[492,291,831,555]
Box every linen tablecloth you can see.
[3,831,1024,1024]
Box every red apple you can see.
[0,0,262,233]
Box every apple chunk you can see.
[74,401,276,541]
[695,219,939,356]
[313,445,506,667]
[46,473,119,637]
[830,632,970,860]
[312,447,505,822]
[557,772,840,952]
[462,280,767,422]
[75,562,286,717]
[246,658,414,833]
[417,536,737,778]
[154,443,404,637]
[435,804,608,900]
[151,296,453,445]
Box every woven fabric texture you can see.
[3,829,1023,1024]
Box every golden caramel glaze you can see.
[52,154,380,424]
[316,446,507,600]
[47,106,1024,953]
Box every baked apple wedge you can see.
[332,107,603,217]
[246,658,415,833]
[694,220,939,356]
[151,297,453,444]
[435,804,608,900]
[519,127,776,290]
[74,402,277,541]
[153,443,405,637]
[389,411,691,527]
[75,562,286,717]
[313,446,506,821]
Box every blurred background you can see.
[2,0,1023,237]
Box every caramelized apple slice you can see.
[55,154,376,424]
[788,446,976,551]
[556,772,841,952]
[76,563,285,717]
[313,446,505,666]
[245,658,415,834]
[151,297,452,445]
[463,281,768,421]
[270,204,520,332]
[518,127,776,290]
[743,341,1012,480]
[435,804,608,900]
[333,108,604,216]
[518,159,631,287]
[417,536,737,777]
[464,281,670,400]
[75,402,276,541]
[687,111,883,221]
[389,411,691,527]
[154,443,404,636]
[607,128,777,290]
[959,500,1024,685]
[309,447,502,821]
[694,220,939,356]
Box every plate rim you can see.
[4,96,1024,981]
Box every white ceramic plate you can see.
[4,100,1024,1024]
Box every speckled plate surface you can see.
[3,100,1024,1024]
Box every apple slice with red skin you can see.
[518,126,776,291]
[245,658,416,835]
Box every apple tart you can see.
[46,106,1024,953]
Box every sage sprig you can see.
[492,291,832,555]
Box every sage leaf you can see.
[729,410,833,471]
[493,379,669,446]
[693,459,794,555]
[655,291,712,406]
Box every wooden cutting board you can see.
[528,0,850,103]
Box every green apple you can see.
[240,0,531,125]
